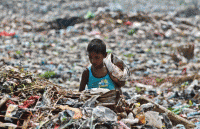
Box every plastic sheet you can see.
[92,106,117,122]
[5,104,18,122]
[145,111,162,129]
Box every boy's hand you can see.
[109,72,126,87]
[109,72,119,83]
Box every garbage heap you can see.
[0,65,200,129]
[1,6,200,88]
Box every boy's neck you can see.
[91,63,108,78]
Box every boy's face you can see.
[88,51,106,69]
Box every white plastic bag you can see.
[104,53,130,81]
[92,106,117,121]
[145,111,162,129]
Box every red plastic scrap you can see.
[154,32,164,37]
[6,100,17,107]
[124,21,132,26]
[181,68,187,75]
[0,31,16,36]
[17,120,21,127]
[54,124,60,129]
[19,96,40,109]
[117,121,131,129]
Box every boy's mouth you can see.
[93,64,101,69]
[93,64,98,68]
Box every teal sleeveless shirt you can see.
[87,65,116,90]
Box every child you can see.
[79,38,125,92]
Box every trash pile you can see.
[0,65,200,128]
[1,0,200,128]
[0,0,200,88]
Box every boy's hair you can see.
[87,39,107,55]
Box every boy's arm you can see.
[79,68,89,92]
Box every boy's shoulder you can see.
[82,67,89,76]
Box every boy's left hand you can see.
[109,72,119,83]
[109,72,126,87]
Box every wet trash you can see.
[145,111,162,129]
[108,2,123,12]
[120,117,139,125]
[162,113,173,129]
[84,11,95,19]
[5,104,18,122]
[0,94,10,108]
[92,106,117,121]
[187,112,200,118]
[177,43,195,62]
[47,17,84,30]
[124,21,132,26]
[141,103,154,112]
[137,96,196,128]
[195,122,200,129]
[0,31,16,36]
[128,28,137,35]
[58,105,83,119]
[0,0,200,128]
[175,124,186,129]
[0,64,199,128]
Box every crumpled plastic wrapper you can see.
[5,104,18,122]
[104,53,130,81]
[145,111,162,129]
[59,105,83,119]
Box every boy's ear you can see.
[104,53,107,58]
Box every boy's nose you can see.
[91,59,96,64]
